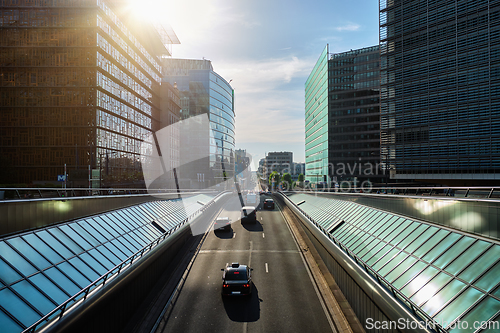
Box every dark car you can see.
[214,217,231,231]
[241,206,257,223]
[221,262,253,296]
[263,198,275,209]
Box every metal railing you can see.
[279,191,446,333]
[294,186,500,199]
[22,191,224,333]
[0,188,214,201]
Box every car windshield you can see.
[225,270,247,280]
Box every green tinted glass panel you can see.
[373,248,399,271]
[385,219,412,243]
[367,244,392,266]
[421,279,467,316]
[411,272,453,306]
[393,261,427,289]
[459,246,500,283]
[59,225,93,251]
[350,232,371,250]
[405,226,438,253]
[494,286,500,299]
[401,265,439,297]
[391,222,419,246]
[422,233,462,263]
[413,229,450,257]
[0,288,40,327]
[378,217,405,240]
[474,261,500,292]
[353,235,375,255]
[343,228,364,246]
[11,280,56,314]
[379,252,408,277]
[434,288,484,327]
[49,228,84,254]
[67,223,100,246]
[448,297,500,333]
[385,256,418,282]
[444,240,490,275]
[361,241,385,261]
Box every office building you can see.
[0,0,179,187]
[305,46,329,184]
[263,151,293,179]
[380,0,500,184]
[162,59,235,188]
[306,45,382,187]
[328,45,382,185]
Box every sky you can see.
[131,0,380,170]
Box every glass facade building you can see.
[162,59,235,188]
[328,46,382,185]
[305,45,329,184]
[380,0,500,184]
[0,0,177,186]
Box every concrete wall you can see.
[0,192,212,237]
[297,192,500,242]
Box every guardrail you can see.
[0,188,212,201]
[23,191,226,333]
[279,191,445,333]
[294,186,500,199]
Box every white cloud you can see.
[333,23,361,31]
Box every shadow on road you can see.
[241,221,263,232]
[214,228,234,239]
[222,284,261,322]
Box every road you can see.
[158,194,335,333]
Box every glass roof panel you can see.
[367,244,393,266]
[390,222,419,246]
[392,260,427,289]
[444,240,490,276]
[6,238,51,271]
[421,233,462,263]
[421,279,467,316]
[70,223,100,247]
[434,287,484,327]
[401,265,439,297]
[0,242,38,277]
[0,309,23,332]
[432,236,476,269]
[458,245,500,283]
[87,248,114,270]
[404,226,439,253]
[448,296,500,333]
[21,234,64,265]
[372,247,399,271]
[11,280,56,315]
[29,273,70,304]
[0,288,40,327]
[379,252,408,277]
[413,229,450,258]
[78,253,108,276]
[384,255,417,281]
[411,272,453,306]
[0,257,23,284]
[474,260,500,292]
[56,262,91,289]
[396,224,428,250]
[36,231,73,258]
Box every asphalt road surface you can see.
[159,194,335,333]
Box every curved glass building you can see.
[162,59,235,188]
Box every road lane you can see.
[159,195,335,333]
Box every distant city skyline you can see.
[129,0,380,167]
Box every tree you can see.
[296,173,305,188]
[269,171,280,189]
[281,173,292,190]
